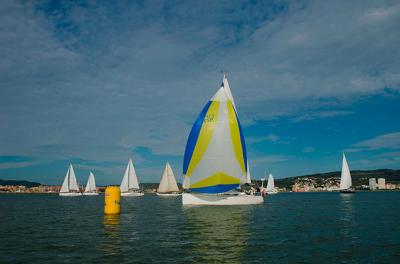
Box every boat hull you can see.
[182,193,263,206]
[121,191,144,197]
[156,193,181,197]
[83,192,99,196]
[59,192,82,197]
[340,188,355,193]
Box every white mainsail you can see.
[157,162,179,193]
[120,158,140,192]
[245,161,251,184]
[340,153,352,190]
[84,172,97,193]
[266,174,275,192]
[60,164,79,193]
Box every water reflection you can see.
[102,214,122,258]
[339,193,355,239]
[183,206,251,263]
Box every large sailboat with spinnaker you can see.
[182,75,263,205]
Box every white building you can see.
[369,178,377,190]
[377,178,386,190]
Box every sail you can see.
[245,161,251,184]
[158,162,179,193]
[166,163,179,192]
[68,164,80,191]
[223,74,236,110]
[182,77,247,194]
[60,166,70,193]
[340,153,352,190]
[266,174,275,191]
[84,172,96,193]
[120,158,140,192]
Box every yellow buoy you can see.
[104,186,121,215]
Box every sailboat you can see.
[265,174,278,194]
[339,153,355,193]
[59,164,82,196]
[156,162,180,196]
[120,158,144,196]
[246,161,252,184]
[83,172,99,196]
[182,75,263,205]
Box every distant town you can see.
[289,176,398,192]
[1,169,399,193]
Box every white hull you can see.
[266,190,278,195]
[83,192,99,196]
[182,193,263,206]
[121,191,144,197]
[59,192,82,197]
[156,193,181,197]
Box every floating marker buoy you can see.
[104,186,121,214]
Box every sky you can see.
[0,0,400,185]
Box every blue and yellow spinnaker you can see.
[182,77,247,193]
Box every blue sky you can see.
[0,0,399,185]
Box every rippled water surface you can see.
[1,192,400,263]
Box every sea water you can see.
[0,192,399,263]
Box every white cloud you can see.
[250,155,288,165]
[348,132,400,152]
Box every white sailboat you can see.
[156,162,180,196]
[83,172,99,196]
[59,164,82,196]
[120,158,144,197]
[245,161,252,184]
[340,153,354,193]
[182,75,263,205]
[265,174,278,194]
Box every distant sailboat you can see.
[83,172,98,196]
[340,153,355,193]
[182,75,263,205]
[120,158,144,196]
[59,164,82,196]
[266,174,278,194]
[245,161,252,184]
[156,162,180,196]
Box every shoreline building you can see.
[369,178,377,191]
[377,178,386,190]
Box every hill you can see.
[0,179,41,188]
